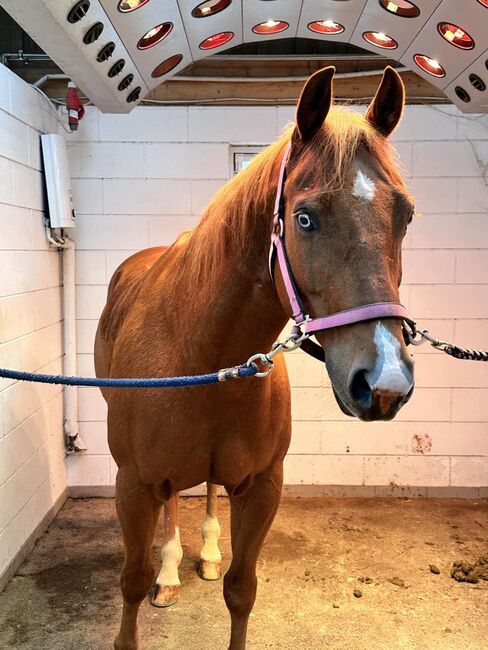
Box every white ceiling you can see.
[0,0,487,113]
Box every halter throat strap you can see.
[268,141,415,341]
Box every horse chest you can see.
[108,374,290,491]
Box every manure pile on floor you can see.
[451,556,488,584]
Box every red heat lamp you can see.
[477,0,488,7]
[379,0,421,18]
[118,0,150,12]
[199,31,234,49]
[252,20,289,35]
[151,54,183,78]
[137,23,173,49]
[308,21,345,35]
[192,0,231,18]
[437,23,474,50]
[363,31,398,49]
[414,54,446,78]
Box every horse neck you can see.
[168,150,289,363]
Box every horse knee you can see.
[120,561,154,604]
[224,570,257,617]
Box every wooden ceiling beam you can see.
[21,55,447,106]
[143,70,446,106]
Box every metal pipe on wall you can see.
[62,235,86,453]
[44,228,86,453]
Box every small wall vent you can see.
[118,73,134,91]
[83,21,104,45]
[67,0,90,24]
[455,86,471,103]
[127,87,142,103]
[108,59,126,77]
[469,73,486,91]
[97,42,115,62]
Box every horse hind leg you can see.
[114,468,161,650]
[198,482,222,581]
[151,493,183,607]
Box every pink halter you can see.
[269,142,415,343]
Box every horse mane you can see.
[176,106,406,285]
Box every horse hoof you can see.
[150,584,180,608]
[198,559,222,581]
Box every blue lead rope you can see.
[0,364,258,388]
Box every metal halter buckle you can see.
[246,353,274,378]
[246,320,311,378]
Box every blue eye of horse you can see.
[296,213,314,232]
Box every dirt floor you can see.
[0,497,487,650]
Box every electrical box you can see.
[41,133,76,229]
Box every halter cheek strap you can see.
[268,141,415,356]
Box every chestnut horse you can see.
[94,66,415,650]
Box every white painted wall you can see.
[0,65,67,585]
[68,103,488,497]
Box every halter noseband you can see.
[269,141,415,360]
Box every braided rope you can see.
[0,364,258,388]
[442,345,488,362]
[408,327,488,362]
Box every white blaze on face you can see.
[157,526,183,587]
[366,323,413,394]
[353,169,376,202]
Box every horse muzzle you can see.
[346,361,415,421]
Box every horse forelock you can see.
[289,107,407,194]
[175,106,407,287]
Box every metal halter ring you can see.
[246,353,274,378]
[409,328,448,349]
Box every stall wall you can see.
[0,65,67,589]
[68,103,488,497]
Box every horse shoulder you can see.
[98,247,168,346]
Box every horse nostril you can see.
[349,369,372,407]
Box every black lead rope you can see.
[438,344,488,362]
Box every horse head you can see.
[275,66,415,421]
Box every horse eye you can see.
[407,209,415,225]
[296,212,314,232]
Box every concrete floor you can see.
[0,496,487,650]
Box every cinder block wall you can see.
[0,65,67,588]
[68,104,488,497]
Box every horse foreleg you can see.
[114,467,161,650]
[198,482,222,581]
[151,493,183,607]
[224,463,283,650]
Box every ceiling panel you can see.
[0,0,148,111]
[297,0,368,44]
[242,0,303,44]
[178,0,243,61]
[400,0,487,87]
[444,47,488,113]
[100,0,191,90]
[350,0,442,59]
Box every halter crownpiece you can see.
[268,141,415,355]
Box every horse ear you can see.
[366,66,405,137]
[294,66,335,143]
